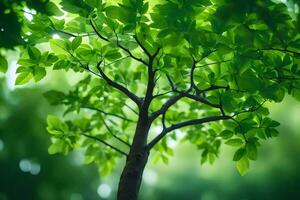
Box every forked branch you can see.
[98,114,131,147]
[96,61,142,107]
[147,115,231,149]
[90,19,148,65]
[148,99,268,149]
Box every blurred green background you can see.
[0,52,300,200]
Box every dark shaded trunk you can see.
[117,115,150,200]
[117,147,149,200]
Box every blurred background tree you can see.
[0,76,102,200]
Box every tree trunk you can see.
[117,114,150,200]
[117,147,149,200]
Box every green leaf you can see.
[47,115,68,135]
[257,128,266,139]
[236,157,249,176]
[223,120,238,130]
[50,39,68,54]
[33,67,46,82]
[233,148,246,161]
[48,139,71,155]
[17,59,36,67]
[236,71,262,92]
[105,6,135,24]
[234,25,253,46]
[15,72,33,85]
[53,60,70,70]
[291,64,298,73]
[261,84,285,102]
[48,140,65,154]
[269,120,280,127]
[46,2,64,16]
[246,142,258,160]
[162,154,169,165]
[43,90,66,105]
[60,0,92,17]
[104,50,122,61]
[221,92,236,113]
[141,2,149,14]
[0,55,8,73]
[225,138,244,146]
[265,128,280,138]
[85,0,102,8]
[282,54,292,67]
[16,66,31,73]
[75,44,93,59]
[208,153,216,165]
[220,130,234,139]
[105,6,123,19]
[28,46,41,61]
[71,37,82,50]
[198,0,212,6]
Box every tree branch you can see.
[231,100,267,117]
[90,19,148,65]
[201,85,229,92]
[68,52,102,78]
[82,134,128,156]
[259,47,300,56]
[133,34,161,59]
[152,91,172,99]
[83,106,136,122]
[52,29,96,38]
[124,103,139,115]
[140,47,161,113]
[150,93,185,122]
[98,114,131,147]
[190,57,200,92]
[195,60,231,68]
[147,115,231,149]
[133,35,152,57]
[96,61,142,107]
[180,92,221,109]
[148,90,267,149]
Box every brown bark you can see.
[117,147,149,200]
[117,114,150,200]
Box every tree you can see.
[4,0,300,199]
[0,0,63,72]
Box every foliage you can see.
[9,0,300,178]
[0,0,64,73]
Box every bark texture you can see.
[117,148,149,200]
[117,114,150,200]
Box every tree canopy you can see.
[0,0,65,72]
[2,0,300,199]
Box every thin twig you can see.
[82,134,128,156]
[83,106,136,122]
[98,114,131,147]
[147,115,231,149]
[96,61,142,107]
[89,19,148,65]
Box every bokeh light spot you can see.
[97,183,111,199]
[143,169,158,185]
[0,139,4,151]
[19,159,31,172]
